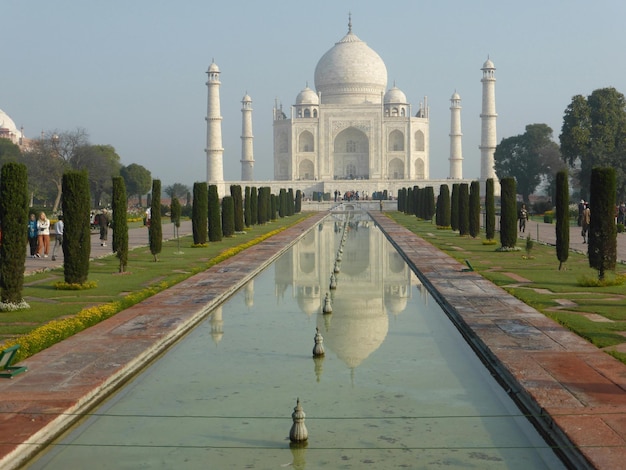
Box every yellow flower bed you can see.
[6,225,291,363]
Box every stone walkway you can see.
[0,212,625,468]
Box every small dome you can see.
[482,58,495,69]
[451,91,461,100]
[242,93,252,102]
[207,61,220,73]
[384,86,407,104]
[296,87,319,105]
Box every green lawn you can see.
[387,212,626,355]
[0,213,312,348]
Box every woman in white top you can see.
[36,212,50,258]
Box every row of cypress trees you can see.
[190,184,299,245]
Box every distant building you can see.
[0,108,26,147]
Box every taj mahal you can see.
[205,16,499,198]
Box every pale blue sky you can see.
[3,0,626,187]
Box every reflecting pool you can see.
[28,212,565,469]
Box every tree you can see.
[295,189,302,213]
[500,177,517,249]
[0,162,29,305]
[22,128,90,212]
[221,196,235,237]
[170,196,182,253]
[244,186,252,227]
[485,178,496,240]
[192,182,208,244]
[588,167,617,280]
[555,170,570,270]
[458,183,469,236]
[149,180,162,261]
[279,188,286,218]
[560,88,626,201]
[250,187,258,225]
[121,163,152,205]
[451,183,460,232]
[436,184,450,228]
[230,185,244,232]
[0,138,22,166]
[494,123,560,205]
[71,144,122,207]
[469,181,480,238]
[424,186,435,221]
[208,184,222,242]
[164,183,190,201]
[111,176,129,273]
[62,171,91,284]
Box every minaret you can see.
[240,93,254,181]
[205,60,224,185]
[480,58,499,191]
[449,91,463,179]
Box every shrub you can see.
[192,182,208,244]
[221,196,235,237]
[588,167,617,280]
[499,177,517,249]
[112,176,129,273]
[208,184,222,242]
[149,179,162,260]
[544,213,554,223]
[485,178,495,240]
[62,171,91,284]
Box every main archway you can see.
[333,127,369,179]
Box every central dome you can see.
[314,24,387,105]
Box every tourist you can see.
[36,212,50,258]
[99,210,109,247]
[581,204,591,244]
[518,204,528,233]
[27,213,38,258]
[51,216,64,261]
[577,199,585,226]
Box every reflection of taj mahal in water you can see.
[210,211,426,370]
[205,16,499,197]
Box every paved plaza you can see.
[0,210,625,468]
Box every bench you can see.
[461,259,474,272]
[0,345,28,378]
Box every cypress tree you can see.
[270,194,277,220]
[555,170,570,270]
[441,184,451,228]
[0,162,29,304]
[485,178,496,240]
[244,186,252,227]
[288,188,295,216]
[250,187,258,225]
[406,187,413,215]
[588,167,617,280]
[424,186,435,221]
[192,182,208,244]
[221,195,235,237]
[267,187,274,220]
[208,184,222,242]
[500,177,517,249]
[451,183,460,231]
[230,185,244,232]
[458,183,470,236]
[469,181,480,238]
[279,188,286,217]
[111,176,129,273]
[62,170,91,284]
[149,179,162,261]
[295,190,302,213]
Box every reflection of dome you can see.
[317,296,387,369]
[384,285,408,315]
[384,86,407,104]
[314,21,387,105]
[296,86,319,105]
[297,286,321,315]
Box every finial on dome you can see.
[348,12,352,33]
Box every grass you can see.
[0,213,312,355]
[387,212,626,357]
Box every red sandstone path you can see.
[0,209,625,468]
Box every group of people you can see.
[28,212,63,260]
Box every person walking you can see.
[27,213,38,258]
[581,203,591,244]
[98,210,109,247]
[51,215,64,261]
[36,212,50,258]
[518,204,528,233]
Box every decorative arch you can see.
[388,158,404,179]
[333,127,369,179]
[299,159,314,180]
[388,130,404,152]
[414,130,425,151]
[299,130,314,152]
[414,158,425,179]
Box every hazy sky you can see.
[3,0,626,187]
